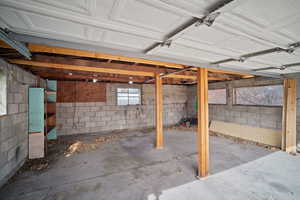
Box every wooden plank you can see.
[9,59,200,80]
[167,74,229,81]
[282,79,297,153]
[57,81,106,102]
[8,59,155,77]
[0,41,253,76]
[27,43,184,69]
[46,103,56,114]
[46,114,56,127]
[210,120,281,147]
[57,81,76,102]
[76,82,106,102]
[207,68,254,77]
[155,73,163,148]
[197,68,209,177]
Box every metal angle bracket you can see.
[285,42,300,54]
[195,12,220,27]
[0,28,31,59]
[160,39,172,48]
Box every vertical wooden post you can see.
[197,68,209,177]
[282,79,297,153]
[155,73,163,148]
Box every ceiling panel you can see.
[250,52,300,66]
[26,12,88,39]
[222,60,272,70]
[154,43,230,62]
[0,0,300,76]
[233,0,300,28]
[217,35,273,53]
[182,25,234,46]
[102,30,154,50]
[34,0,92,15]
[110,0,188,32]
[0,8,29,29]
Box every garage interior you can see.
[0,0,300,199]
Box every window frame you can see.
[208,88,228,105]
[0,68,7,117]
[116,87,141,106]
[232,84,283,107]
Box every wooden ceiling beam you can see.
[0,41,253,77]
[9,59,200,80]
[32,55,231,81]
[22,66,184,84]
[27,43,184,69]
[32,54,174,74]
[9,59,155,77]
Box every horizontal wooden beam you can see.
[207,68,254,78]
[0,41,253,77]
[9,59,155,77]
[33,54,173,74]
[27,43,184,69]
[33,55,231,81]
[8,59,199,80]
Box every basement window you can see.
[0,69,7,116]
[117,88,141,105]
[233,85,283,106]
[208,89,227,104]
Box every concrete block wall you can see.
[56,83,188,135]
[187,78,283,130]
[0,59,38,188]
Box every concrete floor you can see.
[0,129,299,200]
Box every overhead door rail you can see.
[211,41,300,65]
[0,28,31,59]
[144,0,235,54]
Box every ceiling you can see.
[0,0,300,76]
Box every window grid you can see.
[117,88,141,105]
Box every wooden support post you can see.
[197,68,209,177]
[282,79,297,153]
[155,73,163,148]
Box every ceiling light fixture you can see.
[93,78,97,83]
[129,81,133,84]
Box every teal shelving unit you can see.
[45,80,57,140]
[28,80,57,158]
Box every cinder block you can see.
[8,104,18,114]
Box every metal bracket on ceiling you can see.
[238,56,246,63]
[196,12,221,27]
[160,40,172,48]
[0,28,31,59]
[286,42,300,54]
